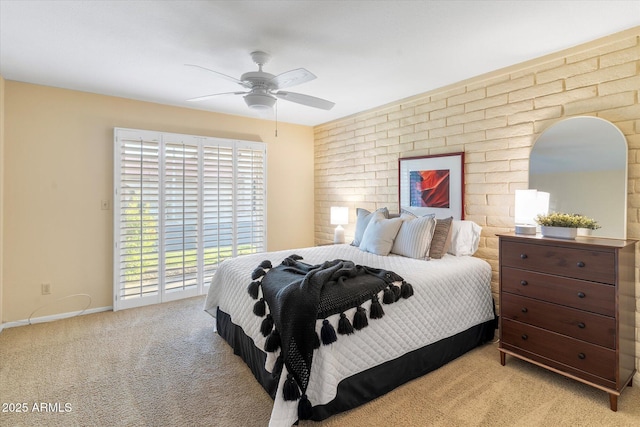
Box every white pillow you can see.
[351,207,389,246]
[359,212,403,256]
[391,212,436,259]
[448,220,481,256]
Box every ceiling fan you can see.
[186,51,335,111]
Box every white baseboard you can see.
[1,306,112,330]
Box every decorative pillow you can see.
[351,207,389,246]
[428,217,453,259]
[358,212,403,256]
[448,220,482,256]
[391,212,436,259]
[400,208,414,216]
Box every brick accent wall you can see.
[314,29,640,377]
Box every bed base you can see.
[216,307,495,421]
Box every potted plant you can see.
[535,212,600,239]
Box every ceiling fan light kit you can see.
[187,51,334,112]
[244,93,276,110]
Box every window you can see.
[114,128,266,310]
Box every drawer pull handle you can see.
[577,261,585,268]
[578,353,586,360]
[521,334,528,340]
[578,322,585,329]
[577,292,586,299]
[520,254,528,260]
[520,280,528,286]
[521,307,528,313]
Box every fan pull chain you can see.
[275,100,278,137]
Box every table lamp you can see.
[330,207,349,244]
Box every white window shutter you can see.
[236,142,266,255]
[114,129,266,310]
[202,141,235,283]
[115,130,162,307]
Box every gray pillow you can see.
[351,207,389,246]
[391,212,436,259]
[429,217,453,259]
[359,212,403,256]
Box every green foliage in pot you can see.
[535,212,601,230]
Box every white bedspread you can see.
[204,244,494,427]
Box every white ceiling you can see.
[1,1,638,127]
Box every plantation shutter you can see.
[202,142,235,284]
[115,129,162,306]
[163,136,200,298]
[114,128,266,311]
[236,143,266,254]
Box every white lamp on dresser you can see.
[330,207,348,244]
[514,189,549,235]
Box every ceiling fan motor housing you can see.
[241,69,278,109]
[241,71,277,89]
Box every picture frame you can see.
[398,152,465,219]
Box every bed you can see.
[204,213,496,426]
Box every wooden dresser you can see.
[497,233,637,411]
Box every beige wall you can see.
[314,28,640,377]
[2,83,315,322]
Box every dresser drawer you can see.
[501,319,615,382]
[500,240,615,284]
[500,293,615,348]
[501,266,615,317]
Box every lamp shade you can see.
[515,189,549,234]
[330,207,349,225]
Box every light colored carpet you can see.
[1,296,638,426]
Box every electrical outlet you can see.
[101,199,110,210]
[41,283,51,295]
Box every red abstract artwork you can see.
[409,169,450,208]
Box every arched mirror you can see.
[529,116,628,239]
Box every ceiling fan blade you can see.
[275,91,335,110]
[270,68,316,90]
[185,64,250,88]
[186,91,247,102]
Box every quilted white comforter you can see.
[204,244,494,427]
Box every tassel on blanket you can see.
[353,306,368,330]
[320,319,337,345]
[283,374,301,401]
[281,258,294,266]
[282,254,304,266]
[337,312,354,335]
[252,267,266,280]
[401,281,414,299]
[369,294,384,319]
[253,298,266,317]
[383,286,396,304]
[391,284,401,301]
[260,313,274,337]
[264,329,281,352]
[298,395,313,420]
[247,281,261,300]
[259,260,272,269]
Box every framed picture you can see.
[398,152,465,219]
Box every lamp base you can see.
[515,224,537,235]
[334,225,345,244]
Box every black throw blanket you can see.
[247,255,414,420]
